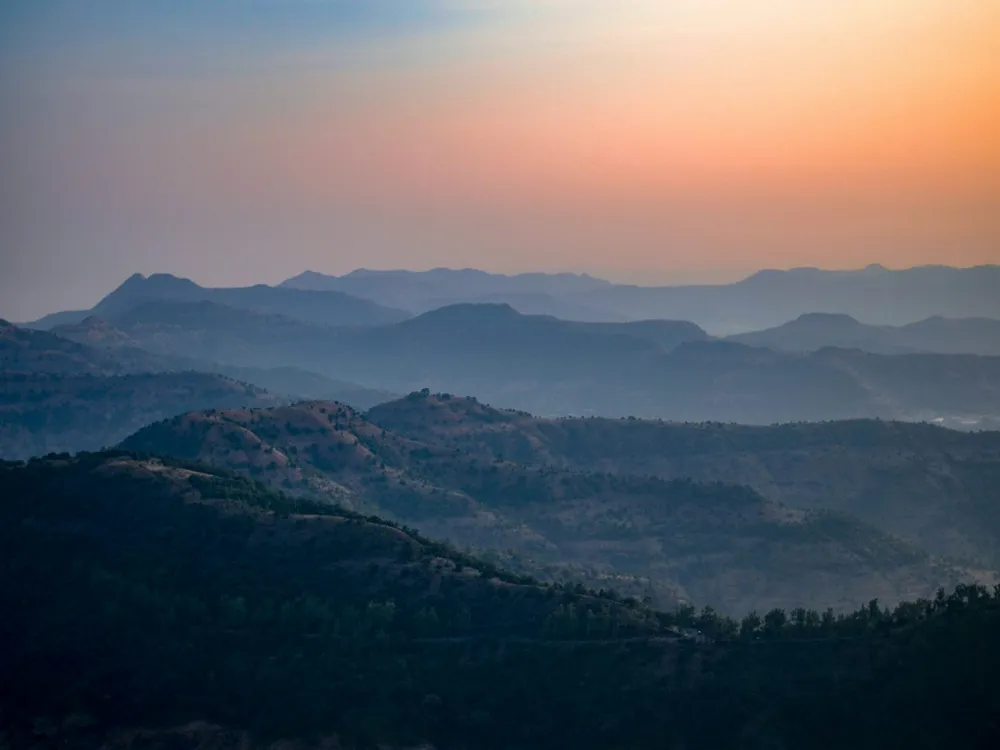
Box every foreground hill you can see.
[28,272,410,330]
[121,401,974,614]
[369,393,1000,567]
[728,312,1000,355]
[1,452,998,749]
[0,371,278,460]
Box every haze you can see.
[2,0,998,320]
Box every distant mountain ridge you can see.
[31,297,1000,427]
[282,267,613,313]
[27,272,410,330]
[282,264,1000,332]
[728,312,1000,355]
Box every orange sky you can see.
[1,0,999,317]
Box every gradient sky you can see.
[1,0,999,320]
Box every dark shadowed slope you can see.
[121,400,976,614]
[2,319,387,459]
[368,393,1000,567]
[728,312,1000,355]
[27,272,410,329]
[0,371,279,460]
[0,452,665,746]
[1,318,167,375]
[51,315,397,409]
[3,452,998,749]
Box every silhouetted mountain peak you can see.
[408,302,523,326]
[791,312,864,328]
[118,271,147,287]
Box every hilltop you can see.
[121,399,976,614]
[27,272,409,330]
[728,312,1000,355]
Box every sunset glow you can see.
[1,0,998,318]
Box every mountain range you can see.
[24,296,1000,427]
[27,272,409,330]
[5,264,1000,748]
[727,312,1000,355]
[281,264,1000,333]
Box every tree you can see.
[763,608,787,637]
[740,611,762,640]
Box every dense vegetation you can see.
[370,392,1000,566]
[121,401,976,614]
[1,452,997,749]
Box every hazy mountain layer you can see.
[27,272,409,329]
[282,264,1000,332]
[728,312,1000,355]
[281,267,615,315]
[45,299,1000,426]
[52,315,397,409]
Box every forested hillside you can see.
[1,453,997,749]
[121,400,977,614]
[369,393,1000,566]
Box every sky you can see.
[1,0,999,320]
